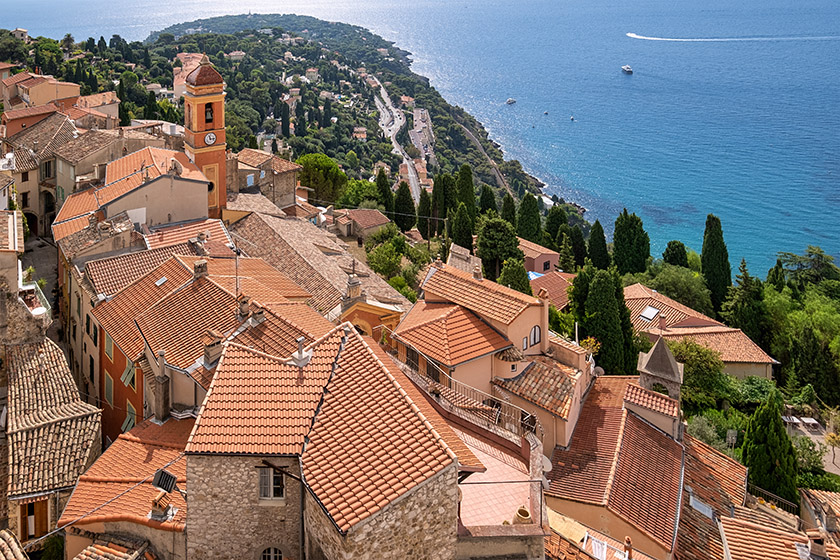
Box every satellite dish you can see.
[152,469,177,493]
[542,455,552,473]
[594,366,605,377]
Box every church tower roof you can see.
[637,337,684,384]
[186,55,224,87]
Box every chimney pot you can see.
[473,265,482,281]
[659,313,667,331]
[237,295,251,319]
[193,259,208,279]
[203,329,223,366]
[624,536,633,560]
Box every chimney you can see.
[237,295,251,320]
[808,530,828,559]
[346,274,362,300]
[118,127,125,138]
[286,336,313,369]
[197,230,209,243]
[153,350,170,422]
[203,329,223,367]
[658,313,667,332]
[249,304,266,327]
[150,491,172,521]
[624,536,633,560]
[473,264,482,281]
[193,259,208,279]
[88,213,98,228]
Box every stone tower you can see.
[637,337,684,400]
[184,55,226,219]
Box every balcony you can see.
[19,280,51,324]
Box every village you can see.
[0,29,839,560]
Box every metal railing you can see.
[19,281,52,322]
[748,482,799,515]
[377,327,544,444]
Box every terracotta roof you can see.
[282,200,319,218]
[1,103,57,121]
[446,244,483,274]
[72,540,149,560]
[676,435,747,560]
[519,236,559,259]
[657,326,777,364]
[545,530,596,560]
[393,301,511,367]
[174,254,310,301]
[4,339,101,499]
[226,192,284,214]
[1,72,35,88]
[345,208,390,230]
[719,516,840,560]
[185,59,223,86]
[624,283,719,331]
[0,210,23,253]
[62,105,109,121]
[187,328,455,532]
[85,243,199,296]
[75,91,119,108]
[56,212,134,260]
[53,129,117,164]
[531,271,576,311]
[493,356,578,419]
[229,211,409,314]
[623,383,679,418]
[59,418,192,532]
[421,262,541,325]
[235,148,302,174]
[144,218,231,250]
[5,112,77,172]
[52,212,95,243]
[731,504,800,532]
[0,530,28,560]
[549,334,588,356]
[548,376,683,552]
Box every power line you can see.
[306,196,447,222]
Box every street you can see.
[372,77,421,204]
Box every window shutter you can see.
[120,361,134,385]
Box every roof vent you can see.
[807,530,828,559]
[286,336,313,369]
[155,276,167,287]
[193,259,208,279]
[149,490,173,521]
[624,537,633,560]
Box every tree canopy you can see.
[394,181,416,232]
[613,209,649,275]
[297,153,347,203]
[501,193,517,228]
[451,202,474,253]
[498,258,533,296]
[516,193,542,243]
[588,220,611,270]
[479,184,497,215]
[416,189,432,240]
[663,240,689,268]
[742,390,799,503]
[476,214,523,281]
[701,214,732,315]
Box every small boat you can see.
[544,111,549,115]
[570,116,575,121]
[622,65,633,74]
[506,98,516,105]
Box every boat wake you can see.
[626,32,840,42]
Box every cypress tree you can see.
[501,193,517,228]
[701,213,732,314]
[663,240,689,268]
[611,266,640,374]
[569,262,596,336]
[613,209,649,275]
[585,270,625,373]
[432,174,446,235]
[375,168,394,218]
[451,203,474,253]
[498,258,533,296]
[479,185,497,215]
[569,226,587,269]
[394,181,416,232]
[144,91,158,119]
[456,164,477,225]
[588,220,611,269]
[742,391,798,503]
[545,205,568,241]
[476,215,523,281]
[280,102,290,138]
[767,259,786,292]
[558,233,575,272]
[417,189,432,240]
[442,173,458,219]
[270,139,278,153]
[721,260,768,347]
[516,193,542,243]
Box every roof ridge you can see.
[602,409,628,506]
[720,514,807,539]
[117,432,190,451]
[7,403,99,435]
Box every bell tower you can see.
[184,55,226,218]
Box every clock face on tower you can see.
[204,132,217,146]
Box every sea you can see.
[9,0,840,273]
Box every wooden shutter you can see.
[34,500,48,538]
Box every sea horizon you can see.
[9,0,840,274]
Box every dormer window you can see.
[205,103,213,124]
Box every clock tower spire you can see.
[183,55,226,218]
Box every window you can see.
[104,373,113,407]
[205,103,214,124]
[530,325,541,346]
[20,192,28,207]
[89,356,94,384]
[406,347,419,371]
[543,260,550,271]
[21,171,29,183]
[72,322,77,341]
[41,160,53,180]
[122,400,136,432]
[121,361,136,391]
[85,314,90,336]
[261,548,282,560]
[246,173,255,187]
[640,305,660,322]
[105,334,113,360]
[76,293,81,317]
[92,324,98,347]
[522,337,528,350]
[20,500,47,541]
[260,170,266,179]
[259,468,285,499]
[511,364,517,372]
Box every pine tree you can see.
[558,233,575,272]
[588,220,610,269]
[295,102,306,136]
[663,240,689,268]
[498,258,533,296]
[451,203,474,253]
[545,205,568,241]
[767,259,786,292]
[721,260,768,347]
[742,391,798,503]
[613,209,649,275]
[479,185,497,215]
[569,226,587,269]
[456,164,477,226]
[394,181,416,232]
[501,192,517,228]
[585,270,625,373]
[516,193,542,243]
[701,214,732,315]
[323,98,332,124]
[375,168,394,218]
[143,48,151,69]
[417,189,432,240]
[280,102,290,138]
[476,215,523,281]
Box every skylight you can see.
[689,494,714,520]
[640,305,660,322]
[155,277,168,287]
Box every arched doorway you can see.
[24,212,38,237]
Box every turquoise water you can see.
[12,0,840,273]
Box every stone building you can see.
[226,147,302,210]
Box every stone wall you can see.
[186,454,303,560]
[304,462,459,560]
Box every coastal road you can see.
[372,77,421,204]
[458,123,513,197]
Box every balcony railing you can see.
[19,281,52,323]
[381,336,544,445]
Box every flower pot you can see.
[513,506,532,524]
